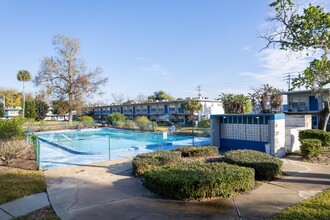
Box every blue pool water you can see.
[38,128,191,154]
[37,128,210,170]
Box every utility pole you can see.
[283,72,295,91]
[196,85,202,98]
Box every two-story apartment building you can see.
[93,97,224,125]
[282,89,330,128]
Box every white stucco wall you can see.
[199,102,224,120]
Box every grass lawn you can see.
[273,189,330,220]
[0,170,46,205]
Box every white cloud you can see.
[143,64,170,77]
[240,49,313,90]
[137,57,171,79]
[136,57,151,62]
[242,45,253,52]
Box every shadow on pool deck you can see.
[44,158,330,220]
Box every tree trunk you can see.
[22,81,25,118]
[69,109,73,124]
[318,101,330,131]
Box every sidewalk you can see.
[43,157,330,220]
[0,192,49,220]
[1,157,328,220]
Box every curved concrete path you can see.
[45,157,330,220]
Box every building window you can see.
[291,97,307,111]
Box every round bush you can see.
[223,150,283,181]
[300,139,322,159]
[144,161,255,200]
[76,116,94,127]
[299,129,330,146]
[172,146,219,157]
[132,150,182,176]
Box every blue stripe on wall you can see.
[220,138,267,152]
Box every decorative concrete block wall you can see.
[210,114,285,157]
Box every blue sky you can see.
[0,0,329,103]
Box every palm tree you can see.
[17,70,31,117]
[182,98,203,125]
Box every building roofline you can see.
[282,88,330,95]
[93,99,221,108]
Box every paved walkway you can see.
[0,192,49,220]
[43,157,330,220]
[1,157,329,220]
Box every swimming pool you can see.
[38,128,210,170]
[38,128,192,154]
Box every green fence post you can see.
[37,140,41,170]
[108,136,111,160]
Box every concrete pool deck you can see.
[44,157,330,220]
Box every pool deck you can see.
[43,156,330,220]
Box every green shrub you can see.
[135,116,156,131]
[172,146,219,157]
[123,120,138,129]
[273,189,330,220]
[132,150,182,176]
[77,116,94,127]
[198,119,210,128]
[223,150,282,181]
[299,129,330,146]
[0,116,25,141]
[300,139,322,159]
[144,161,255,200]
[107,113,125,125]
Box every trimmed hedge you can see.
[144,161,255,200]
[223,150,282,181]
[132,151,182,176]
[299,129,330,146]
[172,146,219,157]
[300,139,322,159]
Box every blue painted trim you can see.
[220,138,267,152]
[273,114,285,120]
[211,113,285,121]
[38,137,100,155]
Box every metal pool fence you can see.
[26,127,210,170]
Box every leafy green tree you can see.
[25,98,37,119]
[148,90,174,101]
[182,98,203,125]
[107,113,125,125]
[52,100,70,120]
[34,34,108,124]
[0,102,4,117]
[17,70,31,117]
[263,0,330,129]
[219,94,251,114]
[36,99,49,121]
